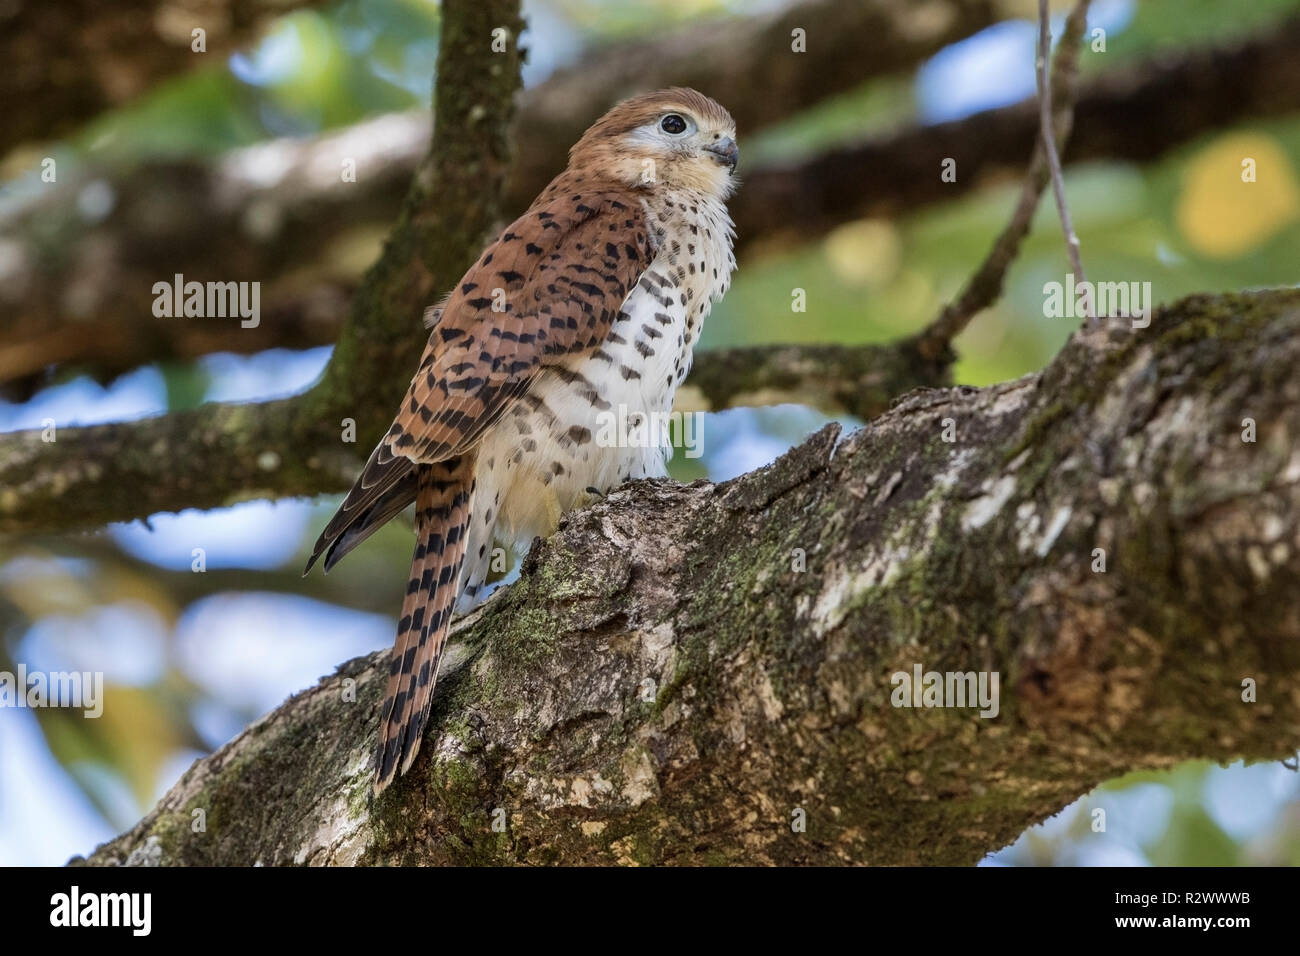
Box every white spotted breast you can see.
[456,189,734,608]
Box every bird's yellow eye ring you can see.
[660,114,687,135]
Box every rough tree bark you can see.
[77,289,1300,866]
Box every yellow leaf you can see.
[1175,132,1299,259]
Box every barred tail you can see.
[374,455,475,793]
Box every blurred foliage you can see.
[710,120,1300,387]
[81,0,444,160]
[3,0,1300,865]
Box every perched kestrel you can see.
[305,88,739,793]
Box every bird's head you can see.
[569,87,738,199]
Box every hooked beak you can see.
[704,136,739,173]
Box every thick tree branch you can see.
[6,14,1298,390]
[78,289,1300,866]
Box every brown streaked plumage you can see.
[306,88,739,794]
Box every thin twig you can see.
[1038,0,1092,321]
[913,0,1092,359]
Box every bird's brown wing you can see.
[303,444,413,574]
[388,187,654,461]
[304,187,653,574]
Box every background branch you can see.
[0,0,328,156]
[914,0,1088,359]
[7,12,1298,392]
[0,339,952,535]
[0,0,999,159]
[1037,0,1089,302]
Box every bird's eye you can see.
[660,114,687,135]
